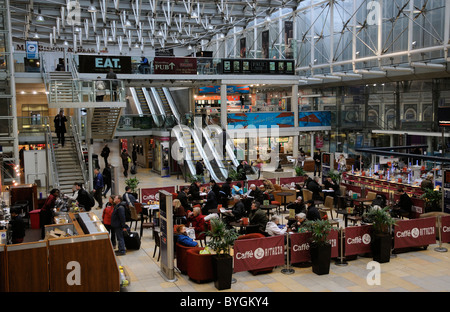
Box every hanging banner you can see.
[233,235,285,273]
[394,217,436,249]
[26,41,39,59]
[261,30,269,59]
[290,229,338,264]
[141,186,176,202]
[441,215,450,243]
[344,225,372,256]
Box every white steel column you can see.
[292,84,299,158]
[220,84,227,130]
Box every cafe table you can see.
[141,204,160,237]
[276,192,293,212]
[260,204,278,219]
[336,209,358,227]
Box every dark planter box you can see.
[212,255,233,290]
[372,233,391,263]
[310,243,331,275]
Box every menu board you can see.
[221,58,295,75]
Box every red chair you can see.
[236,233,274,275]
[171,193,178,199]
[176,242,196,274]
[186,247,214,283]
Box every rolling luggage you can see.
[130,165,137,175]
[124,231,141,250]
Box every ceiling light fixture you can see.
[36,7,45,22]
[88,0,97,13]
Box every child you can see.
[102,195,116,249]
[10,208,25,244]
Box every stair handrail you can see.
[149,87,166,116]
[162,87,181,123]
[199,124,229,180]
[44,119,60,190]
[70,117,89,189]
[142,87,162,126]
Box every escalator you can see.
[130,87,151,115]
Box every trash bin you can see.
[161,167,170,177]
[29,209,41,229]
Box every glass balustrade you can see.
[116,114,179,132]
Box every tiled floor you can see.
[92,140,450,292]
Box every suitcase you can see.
[130,165,137,175]
[124,231,141,250]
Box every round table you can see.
[260,204,278,218]
[277,192,293,212]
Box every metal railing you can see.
[45,123,59,190]
[70,117,89,190]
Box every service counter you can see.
[0,212,120,292]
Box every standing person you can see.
[40,189,59,239]
[111,195,128,256]
[237,160,247,181]
[66,182,94,211]
[93,168,104,209]
[106,67,118,101]
[195,160,205,183]
[132,145,138,166]
[188,180,201,201]
[102,195,116,249]
[337,154,347,172]
[313,149,322,177]
[121,149,131,178]
[100,144,110,167]
[54,109,67,147]
[177,186,191,211]
[102,164,112,198]
[95,76,106,102]
[10,208,26,244]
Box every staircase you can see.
[53,136,85,195]
[47,71,75,103]
[91,107,123,140]
[155,87,173,115]
[134,88,151,115]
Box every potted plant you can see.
[294,166,305,177]
[363,206,397,263]
[420,188,442,212]
[125,177,140,199]
[304,219,333,275]
[186,173,202,184]
[204,218,239,290]
[327,169,342,184]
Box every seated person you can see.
[305,200,321,221]
[392,188,413,217]
[175,224,198,247]
[262,179,275,196]
[187,207,206,239]
[307,176,323,201]
[202,186,218,215]
[286,196,305,214]
[232,182,243,196]
[177,186,191,211]
[9,207,26,244]
[222,195,246,224]
[287,212,307,233]
[265,215,288,236]
[173,199,187,224]
[323,176,340,205]
[189,181,202,201]
[243,184,264,214]
[248,201,268,234]
[220,178,232,208]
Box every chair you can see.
[186,247,214,283]
[176,242,197,274]
[236,233,274,275]
[339,185,347,197]
[319,209,339,227]
[322,196,333,218]
[302,189,313,202]
[347,215,362,225]
[153,229,161,261]
[129,202,142,231]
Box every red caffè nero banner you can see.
[141,186,176,202]
[394,217,436,249]
[344,225,372,256]
[233,235,285,273]
[441,215,450,243]
[289,229,338,264]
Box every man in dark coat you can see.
[111,195,129,256]
[54,109,67,147]
[248,201,268,234]
[189,181,201,201]
[93,168,104,209]
[102,164,112,198]
[101,144,110,167]
[220,178,232,208]
[202,187,218,215]
[307,176,323,201]
[178,186,191,211]
[305,200,320,221]
[222,195,246,225]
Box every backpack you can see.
[80,189,95,210]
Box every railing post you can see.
[435,216,448,253]
[335,227,348,266]
[281,232,295,275]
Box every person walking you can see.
[313,149,322,177]
[54,109,67,147]
[102,164,112,198]
[121,149,131,178]
[111,195,128,256]
[95,76,106,102]
[93,168,104,209]
[101,144,110,167]
[106,67,118,101]
[195,160,205,183]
